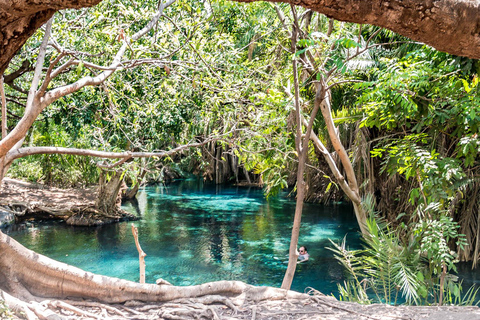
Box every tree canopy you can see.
[1,0,480,315]
[2,0,480,76]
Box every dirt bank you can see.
[0,178,136,226]
[3,289,480,320]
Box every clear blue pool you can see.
[5,179,361,294]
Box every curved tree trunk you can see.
[0,230,304,304]
[95,169,124,214]
[317,79,368,235]
[123,169,147,200]
[0,0,102,75]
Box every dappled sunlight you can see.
[7,181,360,294]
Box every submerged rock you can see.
[0,208,15,228]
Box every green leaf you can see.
[462,79,471,93]
[418,285,428,298]
[326,182,332,193]
[416,271,424,282]
[76,61,84,76]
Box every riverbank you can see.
[2,179,480,319]
[0,178,137,226]
[3,289,480,320]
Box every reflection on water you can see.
[6,179,361,294]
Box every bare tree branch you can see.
[43,0,175,105]
[27,18,53,113]
[0,76,6,139]
[0,1,177,160]
[0,18,53,160]
[38,52,67,94]
[3,60,34,86]
[5,136,223,167]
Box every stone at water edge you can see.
[0,209,15,228]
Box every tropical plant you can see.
[329,218,421,304]
[356,45,480,264]
[330,213,477,306]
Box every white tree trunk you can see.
[0,230,305,303]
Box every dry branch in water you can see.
[131,223,147,284]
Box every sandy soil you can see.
[6,293,480,320]
[0,178,96,208]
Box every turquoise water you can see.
[5,179,361,294]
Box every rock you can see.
[0,209,15,228]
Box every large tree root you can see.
[2,231,480,319]
[0,230,303,304]
[0,229,306,319]
[5,290,480,320]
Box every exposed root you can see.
[0,289,67,320]
[311,295,413,320]
[251,305,257,320]
[65,207,137,226]
[44,300,103,319]
[0,201,137,226]
[1,290,37,320]
[3,290,480,320]
[0,178,138,226]
[174,295,238,313]
[61,300,128,318]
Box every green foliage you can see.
[328,237,370,304]
[359,47,480,168]
[330,214,476,306]
[444,282,480,306]
[0,300,15,319]
[5,0,296,187]
[371,134,465,207]
[356,47,478,278]
[330,219,421,305]
[410,204,467,293]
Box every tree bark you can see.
[281,8,324,289]
[303,116,368,235]
[233,0,480,59]
[123,169,147,200]
[131,224,146,284]
[317,79,368,235]
[0,0,102,75]
[95,170,124,214]
[0,76,6,139]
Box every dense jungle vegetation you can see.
[2,0,480,307]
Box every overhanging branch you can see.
[4,136,223,167]
[233,0,480,59]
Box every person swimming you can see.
[297,246,309,263]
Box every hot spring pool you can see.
[5,179,361,294]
